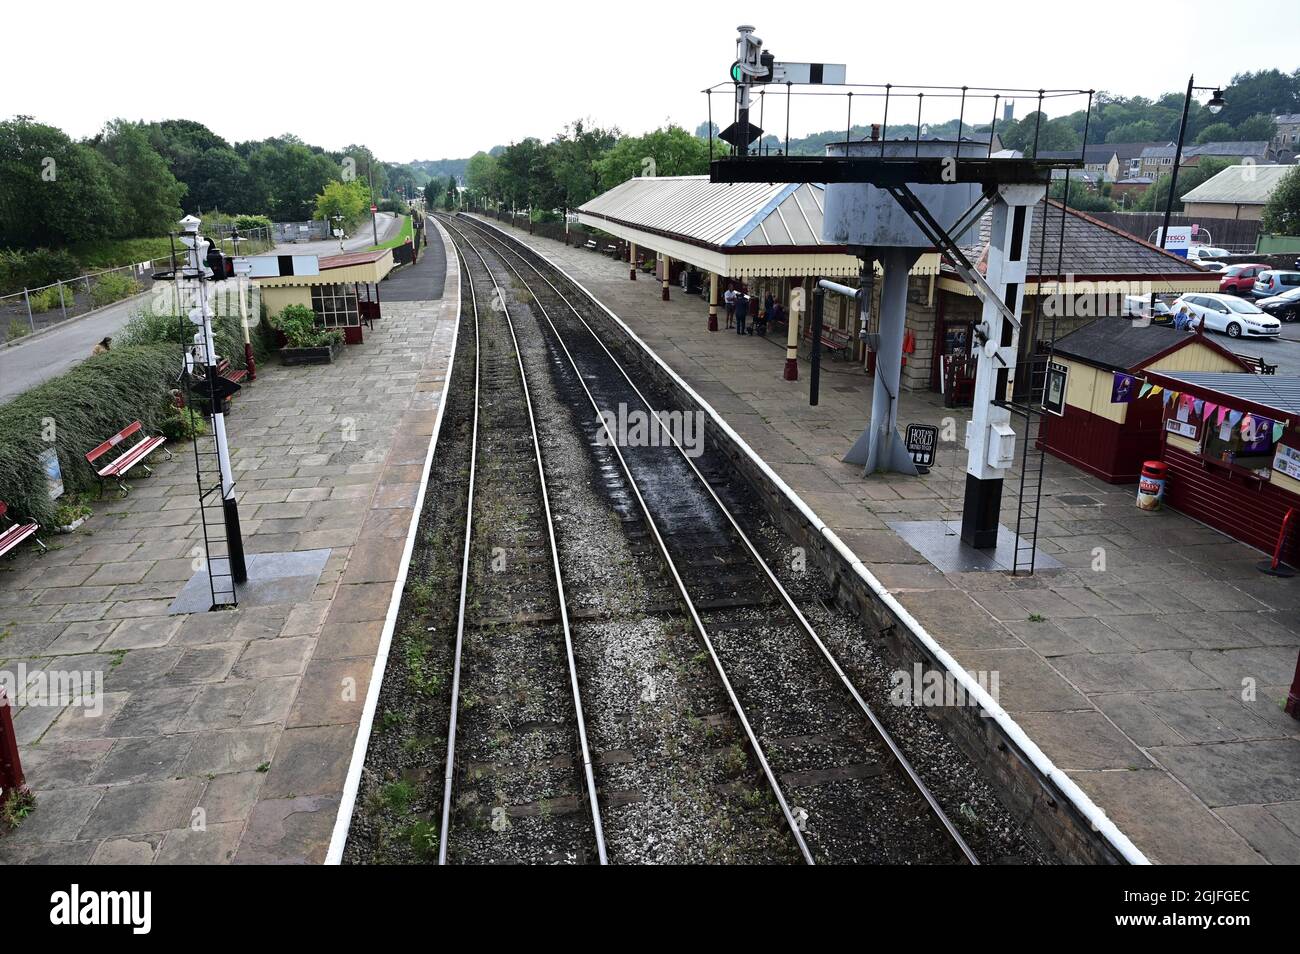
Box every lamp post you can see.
[1150,77,1224,320]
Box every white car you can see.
[1171,293,1281,339]
[1187,245,1229,263]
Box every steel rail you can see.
[439,225,608,865]
[439,214,815,864]
[459,213,978,864]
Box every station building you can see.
[253,248,395,344]
[576,177,1219,401]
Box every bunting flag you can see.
[1227,409,1244,428]
[1203,401,1218,420]
[1151,386,1163,397]
[1193,399,1205,417]
[1217,406,1230,425]
[1163,390,1173,407]
[1139,382,1152,399]
[1275,422,1286,442]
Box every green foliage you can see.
[1262,166,1300,236]
[0,343,178,524]
[157,405,207,441]
[66,237,176,270]
[95,119,187,236]
[594,125,710,192]
[268,303,339,349]
[314,178,370,227]
[89,272,140,307]
[26,283,74,313]
[233,214,271,232]
[1049,178,1116,213]
[5,319,30,340]
[0,247,80,295]
[368,215,412,251]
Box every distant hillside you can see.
[410,157,470,181]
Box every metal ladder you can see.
[177,298,237,609]
[1003,353,1050,576]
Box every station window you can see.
[310,283,359,328]
[1199,411,1277,478]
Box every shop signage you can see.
[905,423,939,472]
[1273,444,1300,481]
[1043,362,1068,417]
[1165,418,1198,439]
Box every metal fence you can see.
[272,220,329,243]
[0,227,272,345]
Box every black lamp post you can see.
[1150,77,1224,319]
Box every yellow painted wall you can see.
[261,286,311,315]
[1056,339,1246,426]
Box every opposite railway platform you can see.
[0,223,457,864]
[477,214,1300,865]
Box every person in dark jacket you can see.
[734,293,749,334]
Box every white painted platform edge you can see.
[325,216,461,865]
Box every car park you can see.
[1218,263,1270,295]
[1257,285,1300,322]
[1186,245,1229,264]
[1249,270,1300,299]
[1121,295,1173,323]
[1171,293,1281,338]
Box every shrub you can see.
[234,214,272,232]
[268,303,340,348]
[89,272,140,308]
[26,284,74,313]
[157,404,208,441]
[0,343,178,524]
[0,248,81,295]
[5,319,30,340]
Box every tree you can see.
[594,125,710,192]
[1235,113,1276,143]
[1049,177,1115,213]
[998,112,1080,155]
[465,151,499,206]
[548,119,618,209]
[1262,165,1300,235]
[95,119,186,235]
[248,141,339,220]
[1216,69,1300,127]
[1137,158,1234,212]
[184,147,255,214]
[313,179,369,228]
[0,117,121,247]
[1195,122,1235,145]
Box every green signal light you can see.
[730,60,743,83]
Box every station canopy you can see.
[576,175,940,279]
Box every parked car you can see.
[1187,245,1229,264]
[1257,286,1300,322]
[1250,270,1300,299]
[1218,263,1270,295]
[1198,261,1230,273]
[1121,295,1173,323]
[1171,293,1281,338]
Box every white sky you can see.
[4,0,1297,162]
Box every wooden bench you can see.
[804,323,854,359]
[217,357,247,386]
[0,502,44,559]
[1235,353,1278,375]
[85,421,169,497]
[584,239,598,250]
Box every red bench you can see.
[85,421,169,496]
[217,357,247,386]
[804,322,854,359]
[0,502,44,558]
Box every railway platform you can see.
[476,215,1300,865]
[0,221,458,864]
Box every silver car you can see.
[1171,294,1281,338]
[1250,270,1300,299]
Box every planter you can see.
[53,516,87,534]
[280,338,343,366]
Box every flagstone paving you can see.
[0,229,457,865]
[484,215,1300,865]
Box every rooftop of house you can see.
[1180,163,1294,205]
[1052,318,1237,373]
[1140,141,1271,160]
[960,199,1207,280]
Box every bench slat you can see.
[98,435,166,478]
[0,522,37,556]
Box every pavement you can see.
[0,214,402,406]
[477,215,1300,865]
[0,224,456,864]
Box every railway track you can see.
[439,213,979,865]
[438,228,606,864]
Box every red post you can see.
[0,688,30,811]
[1258,507,1296,577]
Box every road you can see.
[0,213,401,404]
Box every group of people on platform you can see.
[722,283,786,337]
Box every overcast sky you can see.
[5,0,1297,162]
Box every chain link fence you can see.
[0,227,272,344]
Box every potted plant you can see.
[268,304,344,366]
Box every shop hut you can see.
[1038,318,1250,483]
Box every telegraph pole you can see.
[368,162,379,245]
